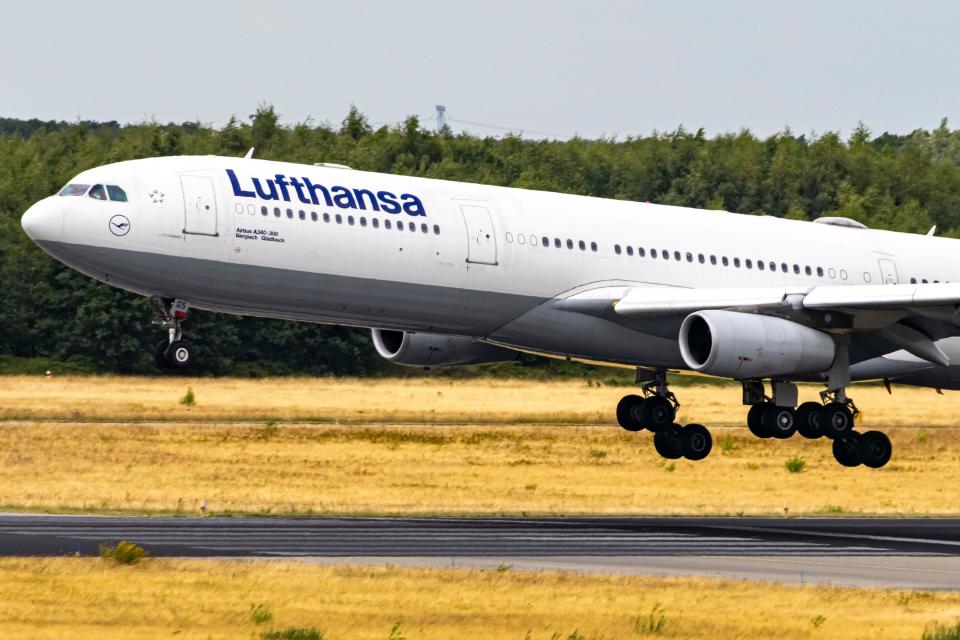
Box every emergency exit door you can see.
[460,204,498,265]
[181,175,218,236]
[878,258,899,284]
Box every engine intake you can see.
[371,329,518,367]
[678,310,835,379]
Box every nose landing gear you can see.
[151,296,194,370]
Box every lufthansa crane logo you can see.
[109,215,131,236]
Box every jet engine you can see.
[678,310,835,379]
[371,329,518,367]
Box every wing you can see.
[556,282,960,367]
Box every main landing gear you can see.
[741,378,892,468]
[151,296,194,370]
[616,369,713,461]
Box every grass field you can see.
[3,375,960,426]
[0,558,958,640]
[0,376,958,515]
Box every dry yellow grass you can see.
[0,558,958,640]
[1,375,959,426]
[0,420,958,516]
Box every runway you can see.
[1,515,958,589]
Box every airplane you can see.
[21,154,960,469]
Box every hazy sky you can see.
[4,1,958,139]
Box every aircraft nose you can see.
[21,197,63,242]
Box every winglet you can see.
[243,148,255,160]
[927,225,937,236]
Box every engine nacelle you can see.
[371,329,518,367]
[678,310,835,379]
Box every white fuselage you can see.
[20,155,960,376]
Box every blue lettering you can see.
[227,169,256,197]
[353,188,380,212]
[302,178,333,207]
[401,194,426,216]
[288,177,311,204]
[253,178,279,201]
[331,186,356,209]
[274,174,292,202]
[377,191,401,214]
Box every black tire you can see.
[616,395,645,431]
[154,340,170,370]
[795,402,823,439]
[747,403,768,438]
[762,405,797,439]
[640,395,675,432]
[859,430,892,469]
[832,432,863,467]
[653,425,683,459]
[819,403,854,439]
[680,423,712,461]
[164,340,193,369]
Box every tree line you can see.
[2,106,960,375]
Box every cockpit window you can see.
[59,184,90,196]
[88,184,107,200]
[107,185,128,202]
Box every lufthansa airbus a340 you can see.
[22,154,960,468]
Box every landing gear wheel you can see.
[640,395,675,432]
[164,340,193,369]
[653,425,683,459]
[747,403,770,438]
[859,431,892,468]
[832,432,863,467]
[795,402,823,439]
[154,341,170,370]
[680,423,712,461]
[616,395,645,432]
[762,405,797,439]
[819,403,854,439]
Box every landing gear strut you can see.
[616,369,713,461]
[152,296,193,370]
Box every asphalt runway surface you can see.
[1,515,958,588]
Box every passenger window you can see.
[673,251,681,260]
[721,256,729,266]
[554,238,561,248]
[768,261,775,271]
[408,222,416,231]
[335,214,342,224]
[299,210,306,220]
[311,212,318,221]
[615,244,622,255]
[685,252,693,262]
[385,219,392,229]
[651,249,658,258]
[828,268,836,279]
[781,263,788,273]
[421,223,428,234]
[746,259,753,269]
[698,254,705,264]
[107,185,128,202]
[590,241,597,252]
[910,277,917,284]
[758,260,765,271]
[626,246,634,256]
[518,234,526,245]
[261,206,268,216]
[88,184,107,200]
[323,213,330,223]
[530,235,537,245]
[372,218,379,228]
[542,236,549,246]
[274,207,281,217]
[434,225,441,235]
[793,264,800,274]
[663,250,669,261]
[804,266,811,275]
[638,247,646,257]
[349,216,356,226]
[578,240,585,250]
[286,209,294,219]
[922,278,928,283]
[710,255,717,265]
[360,217,368,227]
[566,239,573,249]
[733,257,741,267]
[816,267,824,277]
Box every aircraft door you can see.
[181,175,218,236]
[460,204,498,265]
[878,258,899,284]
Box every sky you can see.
[3,1,958,139]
